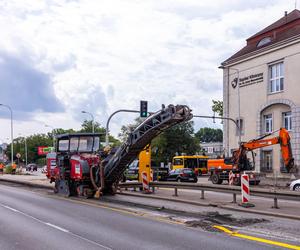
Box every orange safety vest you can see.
[12,163,16,170]
[0,164,3,170]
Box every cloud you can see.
[0,0,296,138]
[0,51,64,119]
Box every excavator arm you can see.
[233,128,294,172]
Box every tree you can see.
[212,100,223,117]
[195,127,223,143]
[151,121,200,164]
[118,117,145,142]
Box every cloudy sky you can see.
[0,0,297,141]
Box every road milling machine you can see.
[47,104,192,197]
[207,128,294,185]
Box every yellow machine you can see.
[172,155,209,176]
[138,145,151,183]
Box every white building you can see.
[221,10,300,176]
[201,142,223,158]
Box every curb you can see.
[0,178,54,190]
[117,191,300,221]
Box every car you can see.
[165,168,197,183]
[290,179,300,191]
[123,160,139,182]
[26,163,37,171]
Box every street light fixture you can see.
[0,104,14,164]
[45,124,55,148]
[81,110,95,133]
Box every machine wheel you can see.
[233,177,241,186]
[211,174,223,184]
[293,184,300,191]
[177,178,182,183]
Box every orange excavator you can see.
[208,128,294,185]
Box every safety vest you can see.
[0,164,3,170]
[12,163,16,169]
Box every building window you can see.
[257,37,272,47]
[261,150,273,172]
[264,114,273,133]
[269,62,284,93]
[282,111,292,131]
[236,118,244,135]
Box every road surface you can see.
[0,183,286,250]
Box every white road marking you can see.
[3,205,19,213]
[45,223,69,233]
[0,202,112,250]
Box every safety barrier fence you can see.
[119,181,300,208]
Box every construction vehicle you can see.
[207,128,294,185]
[47,104,192,197]
[172,155,208,176]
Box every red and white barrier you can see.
[142,171,151,193]
[241,174,250,203]
[150,169,153,182]
[229,171,234,185]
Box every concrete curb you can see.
[118,191,300,221]
[0,178,54,190]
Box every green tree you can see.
[195,127,223,143]
[212,100,223,117]
[151,121,200,164]
[118,117,145,142]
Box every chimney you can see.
[285,11,288,23]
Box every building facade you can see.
[201,142,223,158]
[221,10,300,176]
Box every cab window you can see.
[173,158,183,165]
[58,140,69,151]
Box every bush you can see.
[4,164,13,174]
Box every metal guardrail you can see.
[119,181,300,208]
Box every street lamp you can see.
[45,124,55,148]
[81,110,95,133]
[18,133,28,166]
[0,104,14,164]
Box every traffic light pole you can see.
[105,109,140,147]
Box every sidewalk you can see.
[118,186,300,220]
[0,173,54,189]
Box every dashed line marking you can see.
[0,202,112,250]
[214,225,300,250]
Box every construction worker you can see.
[0,162,4,174]
[12,162,17,174]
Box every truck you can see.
[207,128,294,185]
[46,104,192,197]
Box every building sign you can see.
[231,73,264,88]
[38,146,54,155]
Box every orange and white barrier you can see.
[229,171,234,185]
[241,174,250,203]
[142,171,151,193]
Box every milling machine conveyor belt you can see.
[103,104,192,189]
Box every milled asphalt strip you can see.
[0,203,112,250]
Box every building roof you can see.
[222,9,300,65]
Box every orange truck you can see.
[208,128,294,185]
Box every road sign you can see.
[38,146,54,155]
[16,153,21,158]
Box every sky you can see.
[0,0,298,142]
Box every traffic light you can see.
[140,100,148,118]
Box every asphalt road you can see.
[0,184,281,250]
